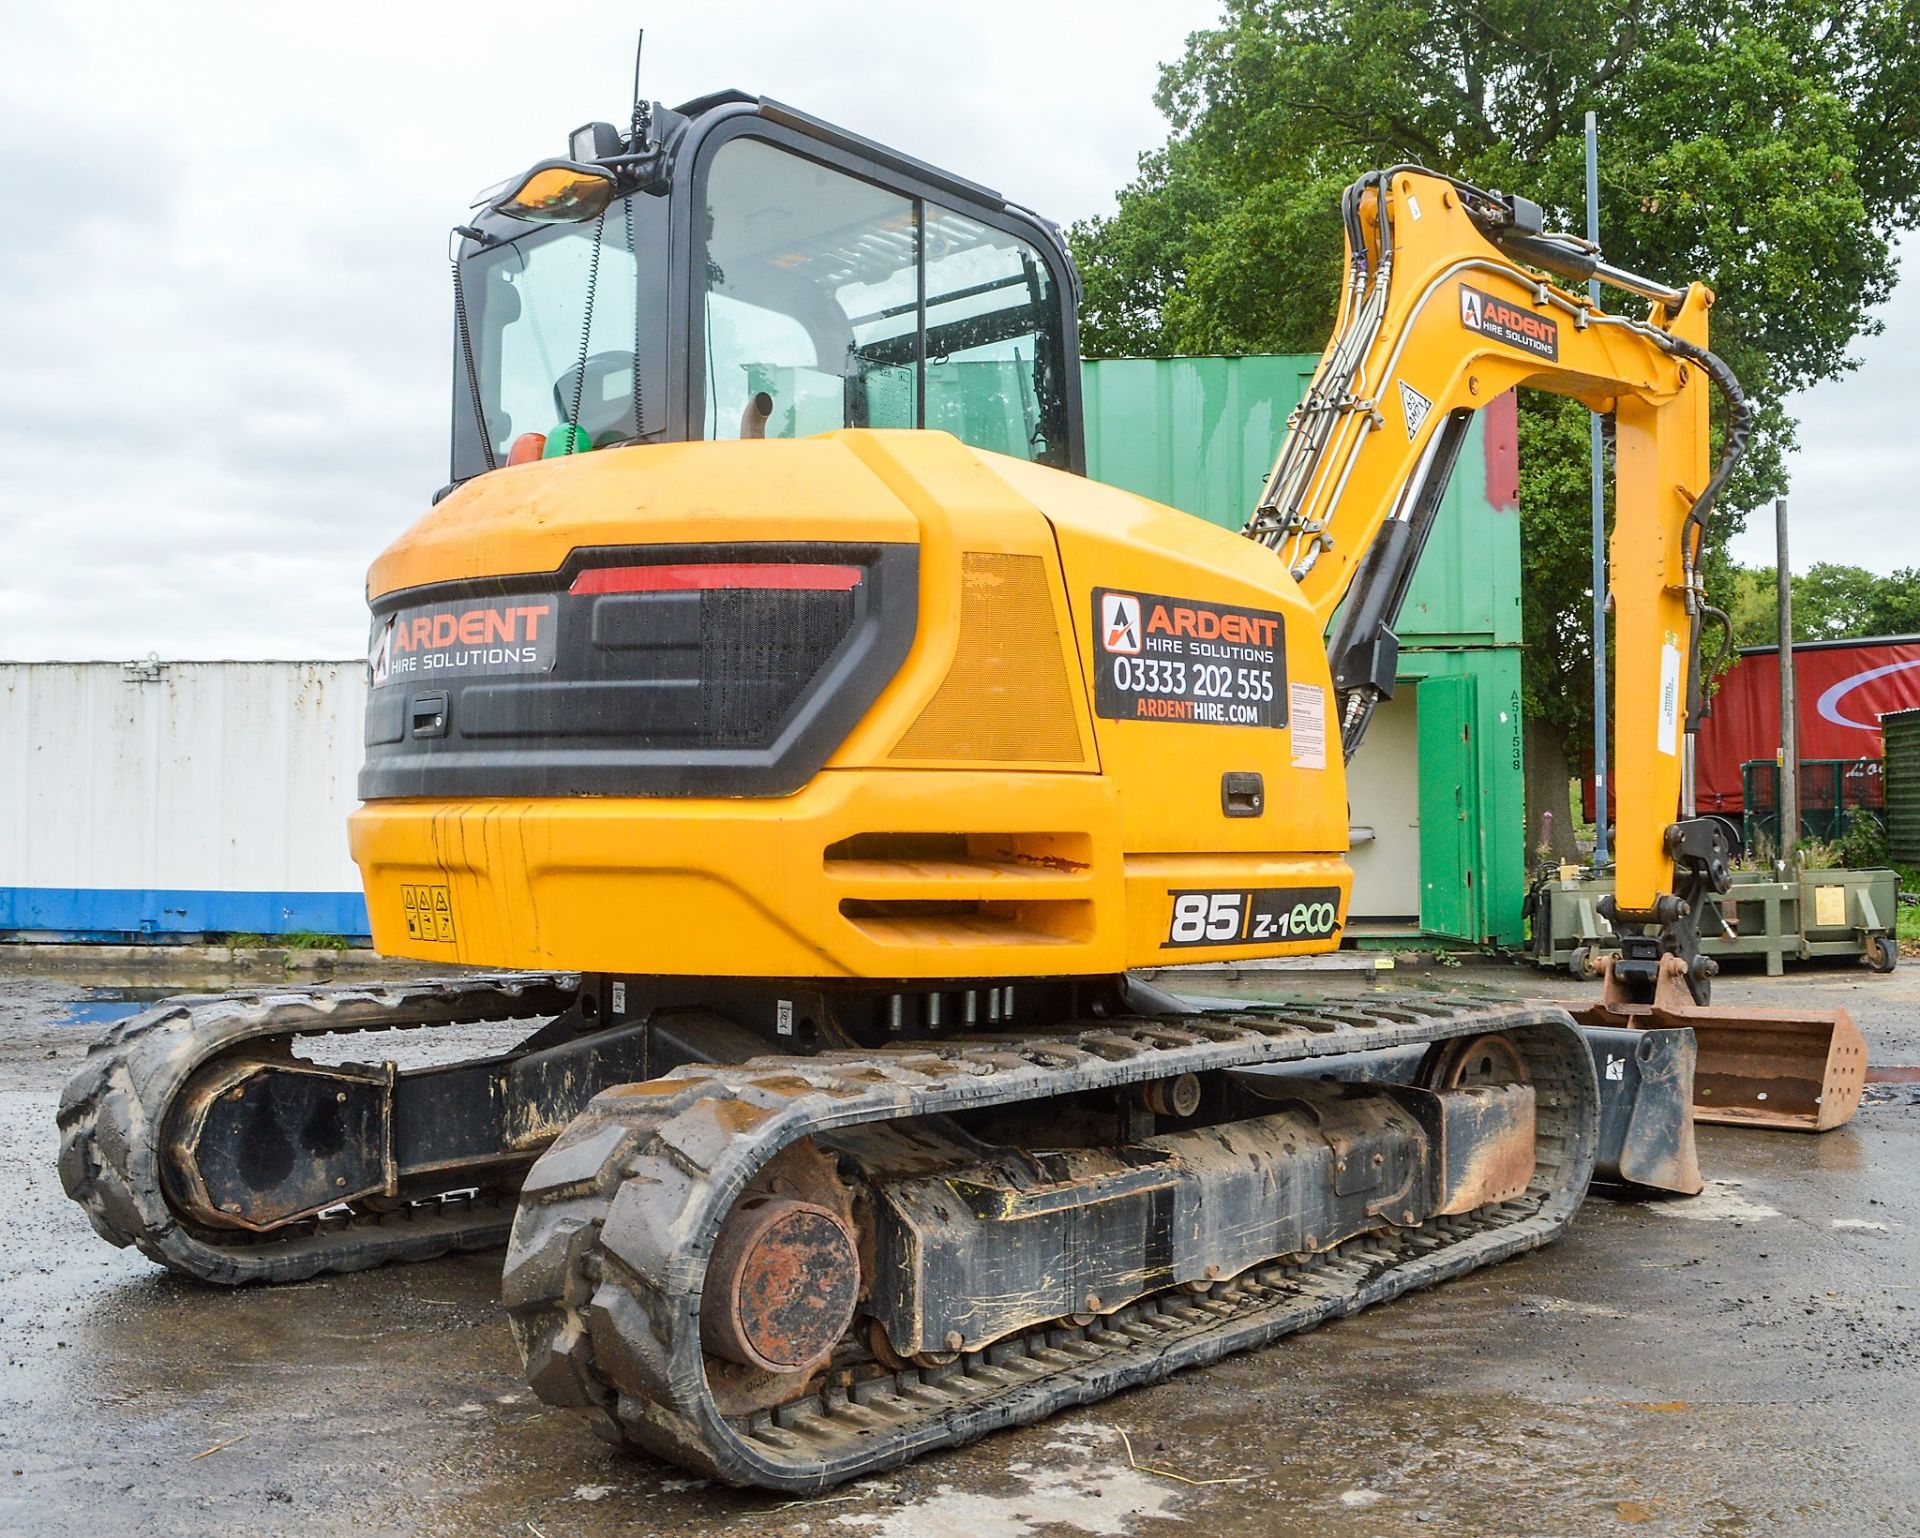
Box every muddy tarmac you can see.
[2,955,1917,1537]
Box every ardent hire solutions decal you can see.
[370,596,557,686]
[1093,588,1287,727]
[1458,283,1559,361]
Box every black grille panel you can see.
[358,543,917,799]
[703,588,857,745]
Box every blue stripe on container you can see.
[0,887,371,941]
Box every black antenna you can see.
[630,29,651,146]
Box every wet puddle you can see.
[55,988,173,1028]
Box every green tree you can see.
[1794,563,1889,638]
[1722,563,1781,648]
[1723,561,1920,646]
[1073,0,1920,856]
[1865,568,1920,635]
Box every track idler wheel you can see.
[701,1196,859,1374]
[692,1138,864,1417]
[1419,1032,1530,1091]
[1413,1032,1538,1214]
[163,1052,394,1231]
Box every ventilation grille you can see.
[824,830,1096,947]
[891,552,1082,763]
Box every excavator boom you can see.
[1250,169,1722,929]
[1243,166,1860,1128]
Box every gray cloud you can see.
[0,2,1205,660]
[1724,261,1920,574]
[6,3,1903,666]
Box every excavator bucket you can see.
[1577,955,1867,1133]
[1688,1007,1869,1130]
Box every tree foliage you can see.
[1724,561,1920,645]
[1072,0,1920,836]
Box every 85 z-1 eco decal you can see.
[1165,886,1343,948]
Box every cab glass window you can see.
[923,206,1065,463]
[701,135,1067,464]
[453,194,666,480]
[703,138,916,440]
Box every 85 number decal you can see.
[1165,886,1343,948]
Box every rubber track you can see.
[57,973,578,1284]
[503,994,1598,1490]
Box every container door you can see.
[1417,675,1481,941]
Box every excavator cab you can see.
[449,94,1081,481]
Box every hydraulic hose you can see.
[1661,331,1752,556]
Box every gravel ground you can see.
[1,952,1916,1538]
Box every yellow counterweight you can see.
[351,430,1351,976]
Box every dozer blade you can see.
[1579,1026,1702,1195]
[1229,1027,1703,1196]
[1579,956,1867,1133]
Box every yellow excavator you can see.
[60,86,1865,1491]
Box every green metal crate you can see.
[1528,865,1899,976]
[1888,708,1920,868]
[1740,758,1884,851]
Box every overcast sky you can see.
[2,4,1912,662]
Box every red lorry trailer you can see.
[1584,634,1920,837]
[1698,635,1920,823]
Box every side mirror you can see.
[491,160,618,224]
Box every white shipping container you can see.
[0,660,369,938]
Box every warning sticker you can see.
[1092,587,1286,728]
[1289,682,1328,769]
[1459,283,1559,361]
[400,882,457,945]
[1399,380,1433,441]
[370,596,557,688]
[1657,636,1682,756]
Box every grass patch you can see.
[219,930,352,952]
[280,931,352,952]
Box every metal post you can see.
[1586,111,1610,865]
[1776,496,1799,870]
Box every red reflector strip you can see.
[568,563,864,595]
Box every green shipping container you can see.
[1080,355,1526,946]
